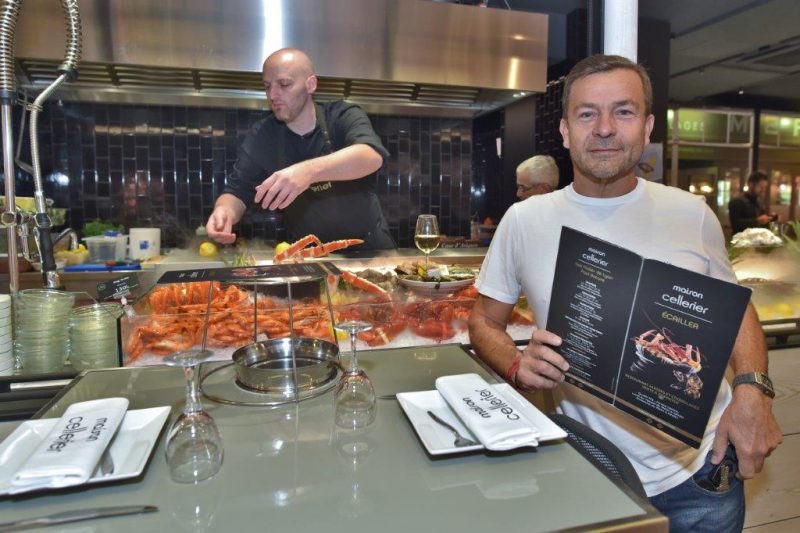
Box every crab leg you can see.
[298,238,364,258]
[341,270,391,302]
[274,234,324,262]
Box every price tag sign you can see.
[97,274,141,301]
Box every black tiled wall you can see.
[371,115,472,247]
[8,101,473,249]
[535,78,573,189]
[471,110,504,222]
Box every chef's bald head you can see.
[263,48,316,78]
[262,48,318,124]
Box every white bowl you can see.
[31,260,67,271]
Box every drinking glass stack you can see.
[13,289,75,373]
[69,302,123,370]
[0,295,12,375]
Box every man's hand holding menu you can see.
[513,329,569,391]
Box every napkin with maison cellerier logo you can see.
[10,397,129,493]
[435,374,540,451]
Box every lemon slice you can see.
[274,241,291,256]
[198,241,219,257]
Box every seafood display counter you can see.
[733,244,800,347]
[121,258,533,367]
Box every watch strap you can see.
[733,372,775,398]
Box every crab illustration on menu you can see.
[546,227,752,448]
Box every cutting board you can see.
[64,263,141,272]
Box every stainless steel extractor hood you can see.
[13,0,548,117]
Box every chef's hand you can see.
[515,329,569,391]
[255,163,312,211]
[206,206,237,244]
[712,384,781,479]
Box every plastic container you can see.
[84,236,120,262]
[129,228,161,260]
[104,231,128,260]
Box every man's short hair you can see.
[516,155,559,188]
[562,54,653,118]
[747,171,769,184]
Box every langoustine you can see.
[124,282,335,363]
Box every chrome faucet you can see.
[52,228,79,251]
[16,225,78,263]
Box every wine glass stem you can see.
[348,332,358,374]
[183,365,202,415]
[424,252,429,269]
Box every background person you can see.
[728,171,778,234]
[515,155,560,200]
[206,48,395,249]
[469,54,781,531]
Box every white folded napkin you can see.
[10,397,129,493]
[435,373,540,451]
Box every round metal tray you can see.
[200,362,341,406]
[231,337,339,393]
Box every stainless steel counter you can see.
[0,248,488,296]
[0,344,666,532]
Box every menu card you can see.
[546,227,751,447]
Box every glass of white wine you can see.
[414,214,440,269]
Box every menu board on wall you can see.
[546,227,751,448]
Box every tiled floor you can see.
[744,347,800,530]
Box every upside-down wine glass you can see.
[333,320,376,429]
[164,348,224,483]
[414,214,440,270]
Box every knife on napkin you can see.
[0,505,158,532]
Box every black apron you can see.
[277,105,395,250]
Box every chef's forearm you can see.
[297,144,383,184]
[214,194,247,223]
[729,304,769,375]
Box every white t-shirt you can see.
[476,178,738,497]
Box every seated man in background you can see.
[728,171,777,234]
[515,155,560,200]
[469,54,781,531]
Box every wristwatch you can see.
[733,372,775,398]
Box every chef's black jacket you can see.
[222,101,395,249]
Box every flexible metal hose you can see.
[29,1,81,288]
[0,0,21,101]
[30,73,67,209]
[0,0,81,288]
[27,72,69,288]
[58,0,81,77]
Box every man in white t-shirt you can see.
[469,54,781,531]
